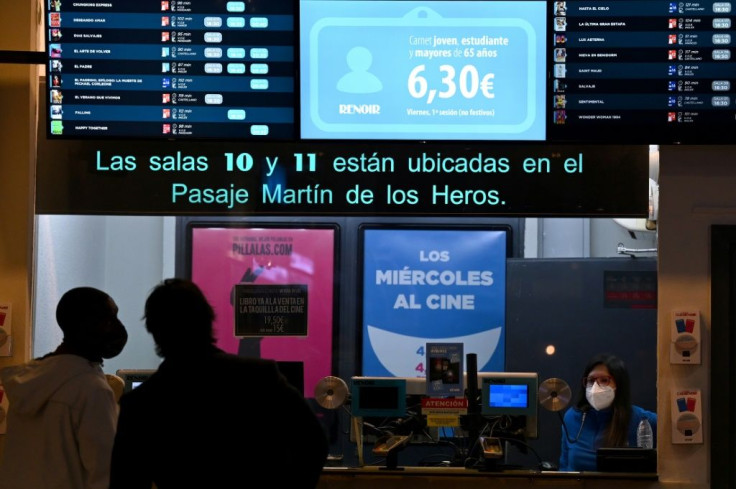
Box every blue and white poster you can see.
[362,228,506,377]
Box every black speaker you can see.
[466,353,479,413]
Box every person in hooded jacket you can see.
[558,353,657,471]
[0,286,128,489]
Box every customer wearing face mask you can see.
[0,287,128,489]
[558,353,657,471]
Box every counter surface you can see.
[318,466,660,489]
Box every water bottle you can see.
[637,417,654,449]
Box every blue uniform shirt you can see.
[558,405,657,471]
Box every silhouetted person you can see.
[110,278,328,489]
[0,287,128,489]
[559,353,657,471]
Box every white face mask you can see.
[586,382,615,410]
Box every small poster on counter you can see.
[426,342,464,397]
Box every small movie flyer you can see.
[426,342,464,397]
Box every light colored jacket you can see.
[0,354,118,489]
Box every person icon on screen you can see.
[337,46,382,94]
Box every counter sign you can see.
[234,284,309,336]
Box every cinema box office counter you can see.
[2,0,736,487]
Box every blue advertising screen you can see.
[360,227,508,377]
[300,1,546,140]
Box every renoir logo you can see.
[339,104,381,114]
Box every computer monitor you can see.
[479,372,538,439]
[350,377,407,418]
[116,369,157,394]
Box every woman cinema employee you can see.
[559,353,657,471]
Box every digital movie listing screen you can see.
[46,0,736,143]
[546,0,736,143]
[46,0,295,139]
[300,0,736,143]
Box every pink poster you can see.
[191,226,336,398]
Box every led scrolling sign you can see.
[37,0,667,216]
